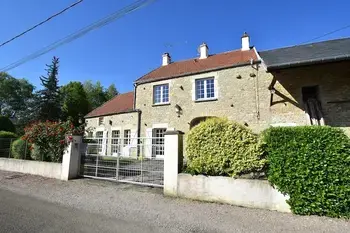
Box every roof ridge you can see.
[260,37,350,53]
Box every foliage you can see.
[83,80,118,110]
[0,131,18,138]
[105,84,119,100]
[0,72,35,122]
[0,116,16,133]
[11,139,30,159]
[61,81,90,126]
[185,118,266,177]
[22,120,83,162]
[30,144,42,161]
[263,126,350,218]
[37,56,62,121]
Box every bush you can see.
[263,126,350,218]
[0,131,17,138]
[22,120,83,162]
[30,144,42,161]
[185,118,266,177]
[0,116,16,133]
[11,139,30,159]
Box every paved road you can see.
[0,170,349,233]
[0,188,158,233]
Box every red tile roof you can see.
[85,91,135,118]
[135,49,259,83]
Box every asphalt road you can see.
[0,188,160,233]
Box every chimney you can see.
[199,43,208,59]
[241,32,250,51]
[162,53,171,66]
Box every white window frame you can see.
[152,128,166,158]
[123,129,131,145]
[96,131,104,154]
[111,130,120,154]
[195,77,216,101]
[153,84,170,105]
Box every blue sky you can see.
[0,0,349,93]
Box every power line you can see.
[0,0,156,72]
[301,24,350,44]
[0,0,84,49]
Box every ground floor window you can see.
[111,130,120,154]
[152,128,166,157]
[96,131,104,154]
[124,130,131,145]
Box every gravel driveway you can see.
[0,170,349,233]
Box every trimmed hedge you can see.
[263,126,350,218]
[11,139,30,159]
[0,131,17,138]
[0,116,16,133]
[185,118,266,177]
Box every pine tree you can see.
[37,56,61,121]
[105,84,119,100]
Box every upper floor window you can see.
[153,84,169,104]
[98,117,104,126]
[195,78,216,101]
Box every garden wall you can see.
[0,158,62,179]
[176,174,291,213]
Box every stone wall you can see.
[135,61,350,136]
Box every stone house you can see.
[85,34,350,157]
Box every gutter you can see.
[84,109,138,119]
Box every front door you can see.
[152,128,166,158]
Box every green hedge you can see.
[0,116,16,133]
[185,118,266,177]
[11,139,30,159]
[0,131,17,138]
[263,126,350,218]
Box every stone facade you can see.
[135,61,350,136]
[85,111,139,155]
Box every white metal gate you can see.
[80,137,164,187]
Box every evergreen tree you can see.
[37,56,61,121]
[105,84,119,100]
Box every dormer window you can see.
[153,84,169,104]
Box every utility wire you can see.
[301,24,350,44]
[0,0,156,72]
[0,0,84,49]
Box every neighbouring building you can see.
[85,34,350,157]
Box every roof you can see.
[135,49,259,84]
[259,37,350,71]
[85,91,135,118]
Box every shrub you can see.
[185,118,266,177]
[263,126,350,218]
[11,138,30,159]
[0,116,16,133]
[30,144,42,161]
[22,120,83,162]
[0,131,17,138]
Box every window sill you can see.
[152,103,171,107]
[194,98,218,103]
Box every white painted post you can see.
[163,130,184,196]
[61,136,82,181]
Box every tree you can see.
[83,80,107,110]
[105,84,119,100]
[0,72,35,118]
[37,56,61,121]
[61,82,89,126]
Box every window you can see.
[195,78,216,100]
[98,117,104,126]
[152,128,166,157]
[111,130,120,154]
[124,130,131,145]
[153,84,169,104]
[96,131,103,154]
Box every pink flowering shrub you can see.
[22,121,83,162]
